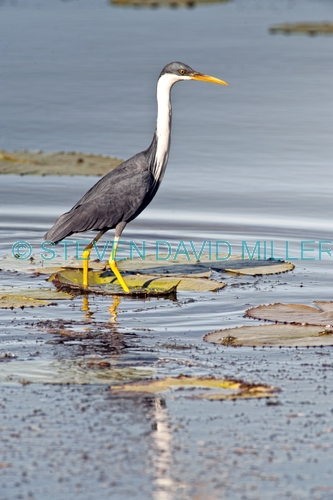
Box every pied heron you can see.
[45,62,228,292]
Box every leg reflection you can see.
[82,295,93,318]
[81,294,121,324]
[109,295,121,324]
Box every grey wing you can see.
[45,157,153,243]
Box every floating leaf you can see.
[224,261,294,276]
[110,375,279,401]
[1,252,293,279]
[0,285,73,309]
[0,254,106,275]
[136,269,212,278]
[49,268,225,295]
[50,270,180,296]
[118,253,294,276]
[172,277,224,292]
[269,22,333,36]
[204,301,333,347]
[204,324,333,347]
[0,287,72,301]
[0,358,153,385]
[0,287,72,309]
[0,150,122,176]
[0,296,50,309]
[118,253,237,271]
[246,301,333,327]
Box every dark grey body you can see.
[45,137,159,243]
[44,62,218,246]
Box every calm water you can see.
[1,0,332,242]
[1,1,333,499]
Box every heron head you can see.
[159,62,228,86]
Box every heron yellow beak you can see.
[191,73,229,86]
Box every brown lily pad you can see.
[269,22,333,36]
[110,375,279,401]
[204,324,333,348]
[0,150,122,176]
[246,301,333,327]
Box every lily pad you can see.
[0,254,106,274]
[0,296,50,309]
[269,22,333,36]
[0,288,73,309]
[110,375,279,401]
[204,301,333,347]
[0,150,122,176]
[246,301,333,327]
[118,253,294,276]
[0,287,73,300]
[204,324,333,348]
[224,261,294,276]
[1,252,293,279]
[49,268,225,295]
[50,270,180,296]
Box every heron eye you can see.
[179,69,186,75]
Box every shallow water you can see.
[1,0,333,499]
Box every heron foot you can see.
[109,259,130,293]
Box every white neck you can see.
[152,73,189,182]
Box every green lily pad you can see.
[0,287,73,309]
[0,254,106,274]
[0,287,73,301]
[204,324,333,348]
[110,375,279,401]
[0,296,50,309]
[0,150,122,176]
[49,268,225,295]
[50,269,180,296]
[1,252,293,279]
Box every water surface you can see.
[1,1,333,499]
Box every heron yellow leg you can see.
[81,230,106,288]
[109,236,130,293]
[82,247,92,288]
